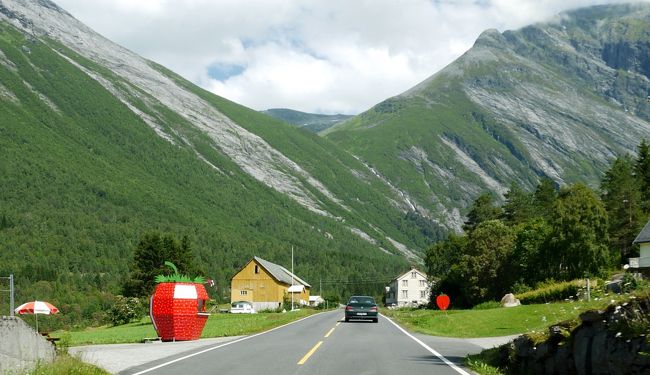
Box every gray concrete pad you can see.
[70,336,242,374]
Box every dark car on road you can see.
[344,296,378,323]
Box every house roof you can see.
[391,268,427,282]
[633,220,650,244]
[253,256,311,288]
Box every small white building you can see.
[629,219,650,274]
[308,295,324,307]
[385,268,431,307]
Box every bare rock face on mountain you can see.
[325,3,650,232]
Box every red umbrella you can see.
[15,300,59,332]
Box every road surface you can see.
[121,310,485,375]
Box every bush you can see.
[516,280,580,304]
[107,295,144,326]
[472,301,502,310]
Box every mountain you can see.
[324,3,650,232]
[261,108,352,133]
[0,0,439,326]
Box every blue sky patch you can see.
[208,63,246,81]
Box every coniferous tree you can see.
[122,232,200,298]
[635,139,650,210]
[601,155,643,260]
[533,177,557,220]
[463,193,502,232]
[502,183,535,225]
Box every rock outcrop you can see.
[503,297,650,375]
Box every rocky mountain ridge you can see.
[325,3,650,232]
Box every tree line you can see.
[426,140,650,307]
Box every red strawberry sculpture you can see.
[150,262,210,341]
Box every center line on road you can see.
[324,327,335,337]
[335,322,340,326]
[297,341,323,365]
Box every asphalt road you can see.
[122,310,480,375]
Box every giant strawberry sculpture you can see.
[150,262,209,341]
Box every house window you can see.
[240,290,248,296]
[419,280,426,287]
[401,290,408,299]
[420,290,426,298]
[254,265,259,274]
[411,271,417,278]
[402,280,408,287]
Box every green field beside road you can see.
[382,299,618,338]
[54,309,319,346]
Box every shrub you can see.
[516,280,580,304]
[107,295,144,326]
[472,301,502,310]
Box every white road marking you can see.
[131,312,326,375]
[382,314,472,375]
[324,327,335,338]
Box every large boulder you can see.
[501,293,521,307]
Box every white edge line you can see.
[381,314,472,375]
[131,312,327,375]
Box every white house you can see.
[629,219,650,274]
[385,268,431,307]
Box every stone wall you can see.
[0,316,55,374]
[504,298,650,375]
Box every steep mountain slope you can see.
[0,0,440,324]
[262,108,352,133]
[325,3,650,232]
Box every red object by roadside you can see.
[150,282,209,341]
[436,294,450,311]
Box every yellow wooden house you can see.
[231,256,311,311]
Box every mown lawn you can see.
[382,299,618,338]
[53,309,320,346]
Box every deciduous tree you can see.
[547,184,610,280]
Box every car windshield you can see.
[348,296,375,305]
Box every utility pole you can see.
[10,274,13,317]
[1,274,14,317]
[291,245,294,311]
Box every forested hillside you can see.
[426,140,650,307]
[0,6,433,327]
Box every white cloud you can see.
[55,0,649,114]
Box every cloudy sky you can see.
[56,0,645,114]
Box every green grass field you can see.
[53,309,319,346]
[382,299,618,338]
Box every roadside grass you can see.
[53,309,319,346]
[382,298,619,338]
[465,347,505,375]
[29,354,110,375]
